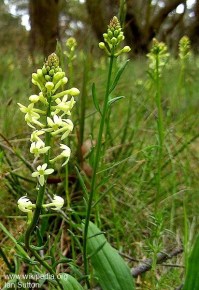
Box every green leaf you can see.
[92,83,101,114]
[59,273,84,290]
[0,222,29,260]
[108,96,125,106]
[2,279,17,289]
[84,221,135,290]
[183,234,199,290]
[109,59,129,94]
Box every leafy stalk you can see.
[83,54,115,287]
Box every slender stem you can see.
[83,55,114,287]
[154,54,164,212]
[0,246,14,272]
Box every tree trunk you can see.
[29,0,60,57]
[188,0,199,52]
[86,0,119,42]
[125,0,186,54]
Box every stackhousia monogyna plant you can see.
[17,53,80,288]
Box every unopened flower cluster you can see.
[179,36,191,61]
[64,37,77,62]
[99,16,131,57]
[147,38,169,76]
[17,53,79,214]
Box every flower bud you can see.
[49,69,55,76]
[45,75,51,81]
[111,37,117,45]
[45,82,54,91]
[122,46,131,53]
[45,53,59,69]
[37,69,43,77]
[99,42,105,49]
[42,67,47,75]
[53,72,66,84]
[67,88,80,96]
[118,34,125,42]
[32,73,39,82]
[108,31,113,38]
[29,94,40,103]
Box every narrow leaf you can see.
[108,96,125,106]
[109,59,129,94]
[92,83,101,114]
[75,166,89,201]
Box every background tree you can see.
[29,0,61,57]
[125,0,187,53]
[188,0,199,52]
[0,0,27,53]
[3,0,199,55]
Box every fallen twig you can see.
[131,246,183,277]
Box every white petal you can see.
[44,168,54,175]
[39,175,45,186]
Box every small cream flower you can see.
[32,163,54,186]
[50,144,71,166]
[47,114,63,131]
[43,195,64,211]
[18,103,44,128]
[53,96,76,115]
[18,196,33,213]
[30,141,50,157]
[30,130,45,143]
[47,115,74,140]
[18,103,40,120]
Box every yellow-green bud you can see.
[45,75,51,81]
[67,88,80,96]
[32,73,39,82]
[118,34,124,42]
[45,82,54,91]
[122,46,131,53]
[66,37,77,49]
[49,69,55,76]
[53,72,66,84]
[37,69,43,77]
[42,67,47,75]
[111,37,117,45]
[29,94,40,103]
[108,31,113,38]
[99,42,105,49]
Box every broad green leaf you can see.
[183,234,199,290]
[59,273,84,290]
[84,221,135,290]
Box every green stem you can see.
[83,55,114,287]
[154,55,164,212]
[0,246,14,272]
